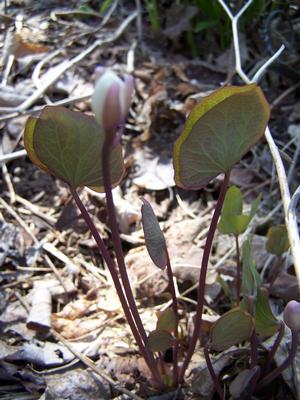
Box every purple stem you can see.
[248,295,258,368]
[204,346,224,399]
[264,320,285,374]
[165,247,179,386]
[101,139,160,372]
[178,171,231,383]
[70,186,163,386]
[235,234,241,306]
[257,329,299,389]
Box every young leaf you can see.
[210,308,254,351]
[156,308,177,333]
[266,224,290,256]
[147,330,173,353]
[255,287,278,337]
[173,84,270,189]
[218,186,260,235]
[241,239,261,298]
[141,198,167,269]
[24,106,124,192]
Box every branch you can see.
[217,0,300,288]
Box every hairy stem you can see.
[204,346,224,399]
[258,330,299,389]
[178,171,231,383]
[70,187,162,386]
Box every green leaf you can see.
[141,198,167,269]
[173,84,270,189]
[156,309,177,333]
[255,287,278,337]
[218,186,260,235]
[241,239,261,297]
[24,106,124,192]
[147,330,173,353]
[266,224,290,256]
[210,308,254,351]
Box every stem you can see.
[178,171,231,383]
[204,346,224,399]
[258,330,299,389]
[101,139,149,346]
[264,321,285,374]
[70,187,163,386]
[248,295,258,368]
[165,247,179,386]
[235,234,241,306]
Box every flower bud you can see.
[284,300,300,331]
[91,69,134,136]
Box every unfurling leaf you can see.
[141,198,167,269]
[156,308,177,333]
[210,308,254,351]
[255,287,278,337]
[24,106,124,192]
[266,224,290,256]
[173,84,270,189]
[147,330,173,352]
[241,239,261,297]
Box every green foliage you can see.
[210,308,254,351]
[173,84,270,190]
[147,330,173,352]
[141,198,167,269]
[218,186,260,235]
[241,239,261,298]
[144,0,161,33]
[156,309,177,333]
[255,287,278,337]
[266,224,290,256]
[24,106,124,192]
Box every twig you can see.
[51,330,144,400]
[0,149,27,164]
[252,45,285,83]
[217,0,300,288]
[0,11,137,114]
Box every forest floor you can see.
[0,1,300,399]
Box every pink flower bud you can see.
[284,300,300,331]
[91,70,134,135]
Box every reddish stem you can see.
[235,234,241,306]
[178,171,231,383]
[204,346,224,399]
[70,187,162,386]
[165,247,179,386]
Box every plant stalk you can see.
[165,247,179,386]
[235,234,241,306]
[204,346,224,399]
[264,320,285,374]
[178,171,231,383]
[257,329,299,389]
[248,295,258,368]
[70,187,163,386]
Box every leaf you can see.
[229,367,261,399]
[210,308,254,351]
[173,84,270,189]
[147,330,173,353]
[241,239,261,297]
[266,224,290,256]
[141,198,167,269]
[255,287,278,337]
[24,106,124,192]
[218,186,260,235]
[156,309,177,333]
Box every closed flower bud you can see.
[92,69,134,136]
[284,300,300,331]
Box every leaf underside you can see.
[24,106,124,192]
[174,84,270,189]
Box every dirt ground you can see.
[0,1,300,399]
